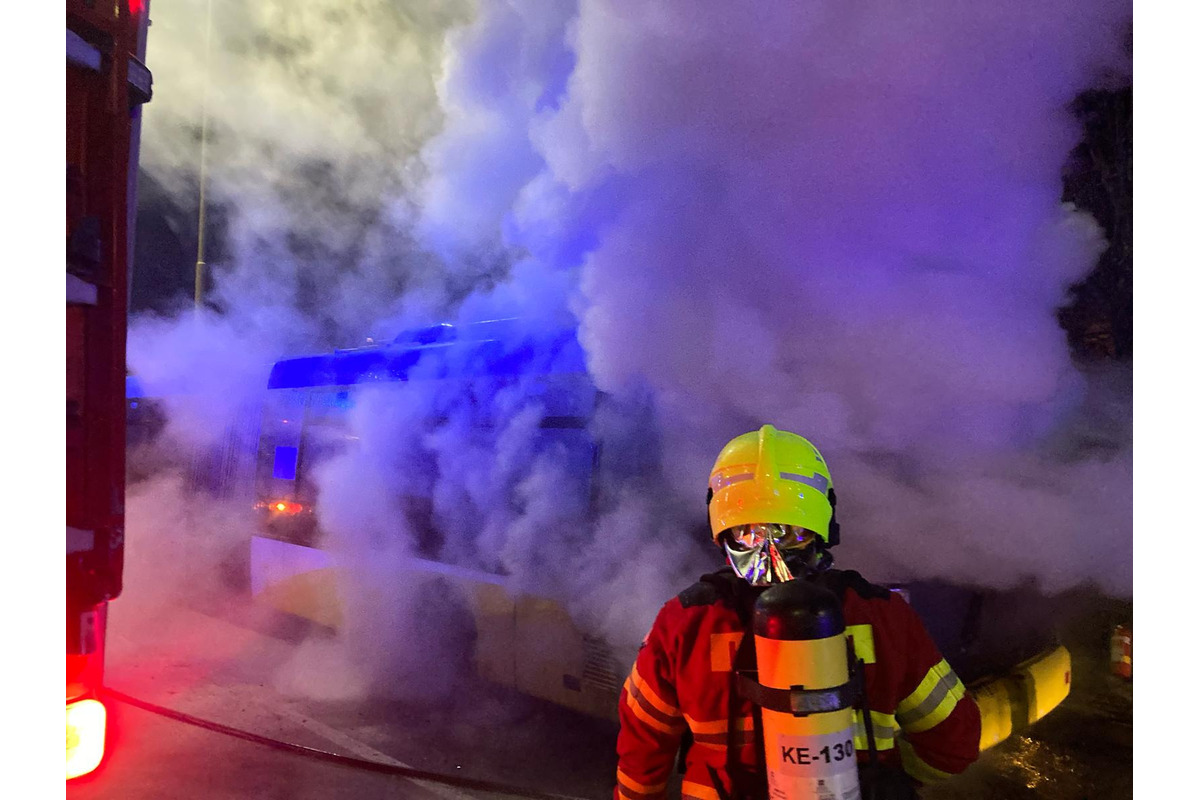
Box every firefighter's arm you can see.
[893,598,982,784]
[615,603,687,800]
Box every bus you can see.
[67,0,152,780]
[248,320,630,718]
[245,320,1072,745]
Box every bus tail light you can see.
[257,499,306,515]
[66,698,107,780]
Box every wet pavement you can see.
[926,653,1133,799]
[67,596,617,800]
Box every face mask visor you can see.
[720,523,815,586]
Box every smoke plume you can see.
[127,0,1133,699]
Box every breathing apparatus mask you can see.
[720,523,832,586]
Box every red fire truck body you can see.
[66,0,151,780]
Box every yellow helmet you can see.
[707,424,839,545]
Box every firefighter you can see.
[614,425,981,800]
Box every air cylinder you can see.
[755,580,861,800]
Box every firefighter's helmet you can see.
[708,425,838,546]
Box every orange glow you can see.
[259,499,305,515]
[66,699,106,780]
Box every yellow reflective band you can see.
[710,632,745,672]
[681,780,723,800]
[617,768,668,796]
[851,709,897,751]
[625,686,685,735]
[846,624,876,664]
[896,659,967,733]
[691,741,732,752]
[619,787,664,800]
[631,663,681,717]
[684,714,754,735]
[625,692,682,735]
[899,739,956,784]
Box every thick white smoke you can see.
[419,0,1133,598]
[135,0,474,351]
[127,0,1133,702]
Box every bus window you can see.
[255,391,305,498]
[295,419,351,506]
[254,390,314,543]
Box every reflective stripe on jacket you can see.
[614,568,980,800]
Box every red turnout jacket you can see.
[615,569,980,800]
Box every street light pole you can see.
[194,0,213,310]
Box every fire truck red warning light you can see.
[66,698,106,780]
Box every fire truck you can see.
[66,0,152,780]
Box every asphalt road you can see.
[67,594,618,800]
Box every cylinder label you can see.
[768,731,860,800]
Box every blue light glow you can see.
[273,446,298,480]
[267,325,587,391]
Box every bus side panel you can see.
[513,597,622,721]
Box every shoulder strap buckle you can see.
[735,671,863,716]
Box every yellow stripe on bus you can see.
[257,567,343,628]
